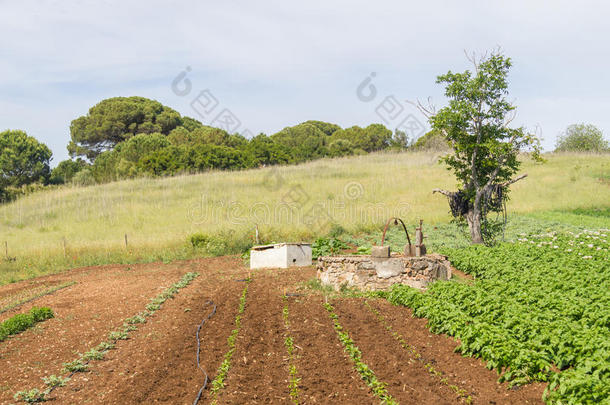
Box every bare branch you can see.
[503,109,517,127]
[432,188,453,197]
[406,98,436,120]
[499,173,527,187]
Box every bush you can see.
[72,168,95,186]
[411,130,451,151]
[312,238,349,259]
[555,123,609,152]
[48,159,88,185]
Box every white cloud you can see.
[0,0,609,162]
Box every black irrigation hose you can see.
[193,300,217,405]
[284,293,304,297]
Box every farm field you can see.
[0,256,548,405]
[0,152,608,285]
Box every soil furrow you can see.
[289,295,376,404]
[214,275,290,404]
[333,298,457,404]
[367,299,545,405]
[54,258,247,404]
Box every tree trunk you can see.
[466,193,484,244]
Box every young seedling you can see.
[42,375,70,389]
[13,389,47,403]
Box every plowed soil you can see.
[0,257,545,405]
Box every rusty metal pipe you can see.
[381,217,412,249]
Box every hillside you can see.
[0,151,608,284]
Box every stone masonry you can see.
[317,253,452,291]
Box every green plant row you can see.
[0,281,75,315]
[210,279,251,404]
[387,229,609,404]
[13,272,199,403]
[0,307,54,342]
[323,301,398,405]
[363,300,472,403]
[282,299,300,404]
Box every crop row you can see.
[386,229,609,404]
[13,272,199,403]
[0,307,54,342]
[282,298,300,404]
[0,281,75,315]
[209,279,250,404]
[363,300,472,403]
[324,301,397,405]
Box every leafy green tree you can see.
[301,120,342,136]
[137,146,187,176]
[271,123,328,162]
[0,130,52,198]
[68,96,182,160]
[428,51,541,244]
[49,158,88,184]
[243,134,291,167]
[411,130,451,151]
[555,123,608,152]
[329,124,392,153]
[181,116,205,132]
[388,129,410,149]
[113,133,171,178]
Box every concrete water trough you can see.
[250,243,312,269]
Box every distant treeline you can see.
[54,96,441,185]
[1,96,448,201]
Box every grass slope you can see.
[0,151,608,284]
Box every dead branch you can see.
[499,173,527,187]
[432,188,453,197]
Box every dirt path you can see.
[367,299,545,405]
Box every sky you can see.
[1,0,609,165]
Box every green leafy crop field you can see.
[385,228,610,404]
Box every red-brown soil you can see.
[0,258,546,405]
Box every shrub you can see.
[312,238,349,259]
[71,168,95,186]
[555,123,609,152]
[411,130,451,152]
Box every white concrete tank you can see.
[250,243,312,269]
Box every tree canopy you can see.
[0,130,52,198]
[555,123,609,152]
[68,96,183,160]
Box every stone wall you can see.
[317,253,452,291]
